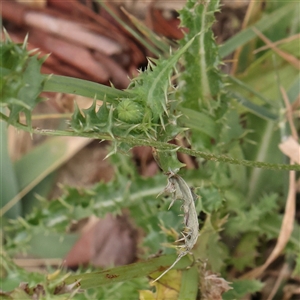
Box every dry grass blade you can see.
[252,27,300,70]
[231,0,263,75]
[241,163,296,279]
[266,263,291,300]
[254,34,300,54]
[280,86,299,140]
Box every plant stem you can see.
[1,113,298,171]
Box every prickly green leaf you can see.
[0,38,46,127]
[126,34,197,135]
[82,99,100,130]
[219,109,244,143]
[96,100,110,123]
[223,279,264,300]
[152,148,186,173]
[70,102,86,132]
[225,193,279,237]
[193,214,227,272]
[231,232,259,271]
[179,0,222,112]
[179,108,219,139]
[199,186,223,213]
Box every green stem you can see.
[1,113,298,171]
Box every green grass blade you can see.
[229,91,278,121]
[227,75,274,106]
[219,2,295,58]
[0,137,89,217]
[287,73,300,101]
[15,137,89,191]
[228,37,298,122]
[244,117,283,202]
[178,265,199,300]
[0,119,21,218]
[65,254,191,289]
[43,75,129,104]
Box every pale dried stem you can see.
[254,34,300,54]
[267,263,291,300]
[252,27,300,70]
[241,85,298,280]
[280,86,299,140]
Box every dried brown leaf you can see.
[201,271,232,300]
[279,136,300,164]
[64,214,138,268]
[28,29,109,82]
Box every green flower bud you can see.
[117,99,144,124]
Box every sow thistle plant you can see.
[1,0,299,299]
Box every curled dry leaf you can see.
[279,136,300,164]
[201,271,232,300]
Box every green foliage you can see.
[179,0,222,112]
[0,0,299,299]
[292,252,300,277]
[0,254,45,292]
[0,34,46,127]
[69,34,199,142]
[65,254,191,289]
[0,119,21,218]
[225,193,279,236]
[223,279,264,299]
[231,232,259,271]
